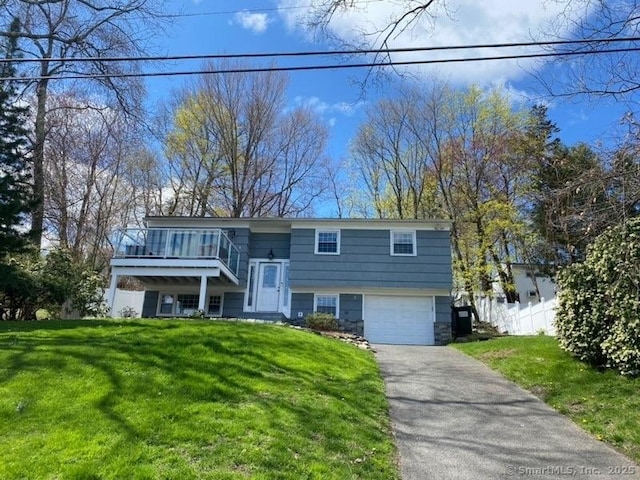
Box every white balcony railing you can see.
[111,228,240,277]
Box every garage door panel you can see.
[364,295,434,345]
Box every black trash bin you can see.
[451,306,473,336]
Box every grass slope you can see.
[453,336,640,463]
[0,319,398,480]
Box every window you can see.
[283,264,290,307]
[159,293,224,316]
[390,231,417,256]
[247,265,255,307]
[315,294,339,317]
[176,294,199,315]
[208,295,223,316]
[315,230,340,255]
[159,294,174,314]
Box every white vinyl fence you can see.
[104,288,145,318]
[476,297,557,336]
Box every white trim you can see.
[313,293,340,317]
[314,229,341,255]
[292,220,450,230]
[244,258,291,316]
[145,217,452,232]
[390,230,417,256]
[292,287,451,296]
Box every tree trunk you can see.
[31,75,49,246]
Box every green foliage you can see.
[42,249,109,318]
[305,312,339,331]
[530,142,604,265]
[118,306,138,318]
[0,249,107,320]
[189,308,205,319]
[0,18,34,258]
[556,218,640,375]
[0,257,40,320]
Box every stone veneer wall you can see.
[337,318,364,336]
[434,322,452,345]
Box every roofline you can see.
[143,216,452,230]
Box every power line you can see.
[152,0,384,19]
[4,45,640,82]
[2,35,639,64]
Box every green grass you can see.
[453,336,640,463]
[0,319,398,480]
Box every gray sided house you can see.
[107,218,453,345]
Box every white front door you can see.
[256,263,281,312]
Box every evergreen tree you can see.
[0,18,33,258]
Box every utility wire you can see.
[152,0,384,19]
[4,45,640,82]
[2,36,639,64]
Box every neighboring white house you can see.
[495,263,557,304]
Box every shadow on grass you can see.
[0,319,388,472]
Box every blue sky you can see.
[146,0,630,165]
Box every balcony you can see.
[110,228,240,281]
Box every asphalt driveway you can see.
[374,345,640,480]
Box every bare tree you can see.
[350,82,535,309]
[43,92,149,269]
[0,0,169,246]
[308,1,446,52]
[539,1,640,103]
[308,1,640,104]
[163,62,331,218]
[350,84,440,219]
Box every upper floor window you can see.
[390,230,417,256]
[315,229,340,255]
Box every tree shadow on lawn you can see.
[0,321,388,472]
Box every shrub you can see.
[305,312,339,331]
[189,309,205,319]
[119,306,138,318]
[556,218,640,375]
[0,249,108,320]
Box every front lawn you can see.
[453,336,640,463]
[0,319,398,480]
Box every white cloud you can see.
[233,11,270,34]
[293,95,366,117]
[289,96,366,127]
[277,0,592,86]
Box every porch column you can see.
[106,271,118,317]
[198,275,208,312]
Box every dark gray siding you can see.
[249,232,291,259]
[228,228,250,287]
[339,294,363,320]
[290,229,452,289]
[435,296,452,323]
[222,292,245,318]
[141,291,159,317]
[291,293,314,320]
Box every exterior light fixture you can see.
[267,249,275,261]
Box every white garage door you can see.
[364,295,434,345]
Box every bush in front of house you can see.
[556,217,640,376]
[305,312,339,332]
